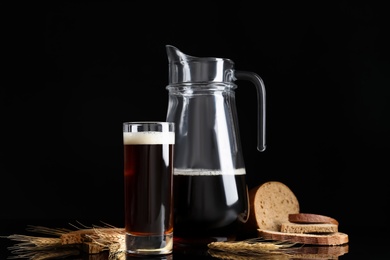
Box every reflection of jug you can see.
[165,45,266,245]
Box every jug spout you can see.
[166,45,235,84]
[166,45,190,64]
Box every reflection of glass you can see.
[126,253,173,260]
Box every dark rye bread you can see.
[289,213,339,225]
[245,182,349,246]
[245,181,300,232]
[258,229,349,245]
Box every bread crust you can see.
[245,181,299,231]
[289,213,339,225]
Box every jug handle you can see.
[235,71,266,152]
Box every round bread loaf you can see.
[245,181,299,232]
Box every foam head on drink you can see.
[123,131,175,145]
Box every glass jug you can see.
[165,45,266,245]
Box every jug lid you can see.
[166,45,235,84]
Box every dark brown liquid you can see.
[173,172,248,244]
[124,144,174,236]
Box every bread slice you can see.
[258,229,349,245]
[289,213,339,225]
[245,181,300,231]
[281,222,338,234]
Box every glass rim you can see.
[123,121,175,134]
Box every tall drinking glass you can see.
[123,122,175,255]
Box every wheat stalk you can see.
[3,222,126,259]
[6,248,81,260]
[7,234,62,249]
[207,237,300,259]
[4,223,304,260]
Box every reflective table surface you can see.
[1,220,389,259]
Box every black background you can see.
[1,0,389,248]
